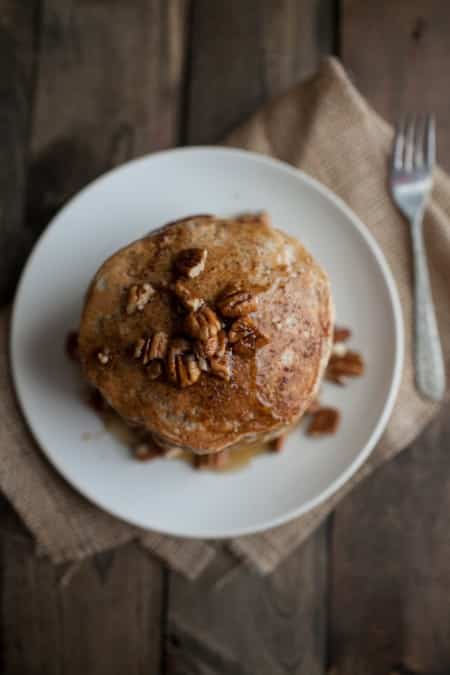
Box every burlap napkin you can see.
[2,57,449,579]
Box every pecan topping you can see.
[166,338,191,383]
[134,442,160,461]
[217,284,258,318]
[175,248,208,278]
[333,325,351,343]
[194,335,218,359]
[147,331,169,361]
[184,305,221,341]
[97,347,111,365]
[134,332,169,365]
[228,317,269,356]
[176,353,202,388]
[147,360,163,380]
[307,407,340,436]
[326,350,364,385]
[126,283,155,315]
[270,434,286,452]
[209,351,232,381]
[173,279,204,311]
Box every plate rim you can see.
[10,145,404,538]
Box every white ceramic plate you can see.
[11,147,403,538]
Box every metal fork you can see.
[390,114,445,401]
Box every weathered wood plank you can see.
[341,0,450,169]
[167,529,328,675]
[330,408,450,674]
[331,3,450,672]
[185,0,335,144]
[1,1,190,673]
[27,0,189,238]
[1,537,164,675]
[0,0,38,304]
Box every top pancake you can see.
[78,213,334,453]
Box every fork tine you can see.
[404,115,415,170]
[424,114,436,169]
[393,117,406,169]
[414,114,425,168]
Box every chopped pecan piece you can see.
[175,248,208,278]
[216,284,258,318]
[194,334,219,359]
[134,332,169,365]
[134,442,160,461]
[166,338,191,383]
[270,434,286,452]
[209,351,232,381]
[176,353,202,388]
[126,283,155,315]
[333,325,351,343]
[97,347,111,365]
[147,331,169,361]
[307,407,340,436]
[184,305,221,341]
[173,279,204,311]
[228,317,269,356]
[326,350,364,385]
[147,360,163,380]
[134,338,147,359]
[194,329,227,361]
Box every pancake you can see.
[78,212,334,454]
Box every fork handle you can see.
[411,215,446,401]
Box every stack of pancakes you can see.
[78,212,334,455]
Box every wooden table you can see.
[2,2,450,673]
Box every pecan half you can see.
[167,338,191,383]
[209,351,232,381]
[228,317,269,356]
[134,442,160,461]
[333,325,351,343]
[216,284,258,318]
[126,283,155,315]
[184,305,221,341]
[134,332,169,365]
[173,279,204,311]
[270,434,286,452]
[307,407,340,436]
[175,248,208,278]
[194,334,219,359]
[326,350,364,385]
[147,331,169,361]
[176,353,202,388]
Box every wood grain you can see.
[1,1,190,673]
[167,530,328,675]
[27,0,189,237]
[1,537,164,675]
[341,0,450,170]
[0,0,38,304]
[330,408,450,674]
[184,0,335,143]
[331,4,450,672]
